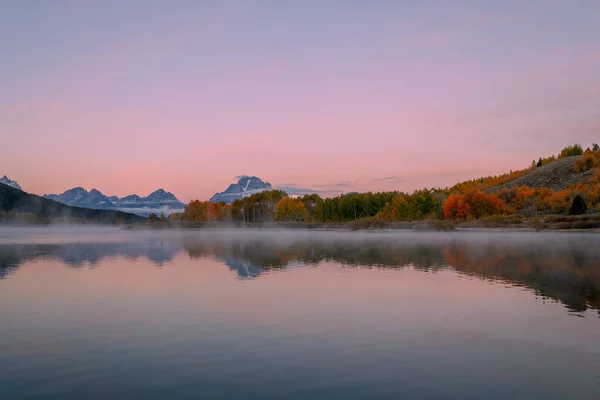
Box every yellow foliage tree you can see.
[275,197,308,222]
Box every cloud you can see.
[313,181,353,188]
[372,176,406,183]
[274,185,344,197]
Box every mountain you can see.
[118,194,142,204]
[145,189,179,203]
[0,183,144,224]
[0,175,22,191]
[209,176,272,203]
[114,189,185,216]
[45,187,113,209]
[43,188,186,216]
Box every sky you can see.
[1,0,599,202]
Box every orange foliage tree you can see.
[182,200,231,222]
[574,150,600,173]
[443,190,504,220]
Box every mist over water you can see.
[1,228,599,399]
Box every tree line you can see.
[163,143,600,224]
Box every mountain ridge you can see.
[44,187,185,216]
[0,184,144,223]
[0,175,22,191]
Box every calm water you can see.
[1,228,599,399]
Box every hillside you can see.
[0,184,145,224]
[489,156,594,193]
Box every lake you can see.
[0,227,599,399]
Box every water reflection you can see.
[1,231,599,315]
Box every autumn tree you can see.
[573,150,600,173]
[443,190,504,220]
[275,197,308,222]
[443,194,471,220]
[230,190,286,223]
[559,144,584,158]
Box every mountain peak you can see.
[146,189,179,202]
[0,175,22,191]
[209,176,272,203]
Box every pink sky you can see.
[1,1,599,202]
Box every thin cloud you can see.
[313,181,353,188]
[274,185,344,197]
[372,176,406,183]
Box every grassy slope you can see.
[489,156,593,193]
[0,183,145,224]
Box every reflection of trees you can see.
[2,233,599,315]
[443,242,600,312]
[182,236,599,314]
[183,238,447,273]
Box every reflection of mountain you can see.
[1,231,599,315]
[0,240,180,277]
[222,257,264,278]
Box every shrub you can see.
[569,194,587,215]
[559,144,584,158]
[346,216,390,230]
[573,151,600,173]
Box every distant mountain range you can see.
[2,174,277,211]
[0,182,144,224]
[0,175,22,191]
[209,176,273,203]
[44,187,185,216]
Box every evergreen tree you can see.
[569,194,587,215]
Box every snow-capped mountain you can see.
[45,187,113,209]
[43,188,186,216]
[209,176,272,203]
[114,189,185,215]
[0,175,22,191]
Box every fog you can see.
[1,225,600,248]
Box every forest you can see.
[166,144,600,227]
